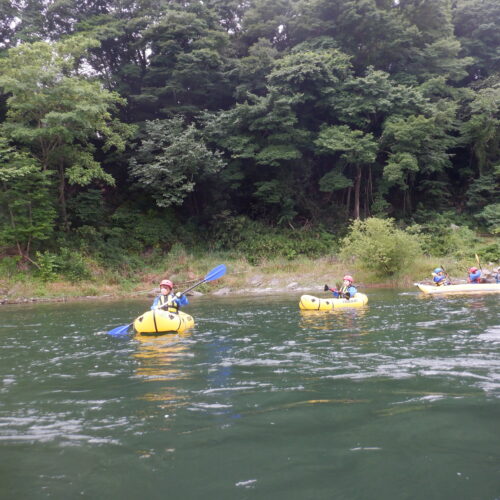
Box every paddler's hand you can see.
[175,292,182,298]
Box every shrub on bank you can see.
[340,218,422,277]
[210,213,336,264]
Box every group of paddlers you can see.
[431,266,500,286]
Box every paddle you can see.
[107,264,227,337]
[475,253,483,271]
[440,264,452,285]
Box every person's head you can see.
[469,267,478,274]
[343,275,353,285]
[160,279,173,294]
[433,267,443,275]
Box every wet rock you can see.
[248,275,263,286]
[213,287,230,296]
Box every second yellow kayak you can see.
[299,293,368,310]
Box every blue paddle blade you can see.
[107,323,132,337]
[204,264,226,282]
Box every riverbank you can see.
[0,254,442,305]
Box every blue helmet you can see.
[433,267,443,274]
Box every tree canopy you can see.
[0,0,499,262]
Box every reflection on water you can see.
[133,332,192,408]
[299,307,369,335]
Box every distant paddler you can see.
[431,267,450,286]
[324,275,358,300]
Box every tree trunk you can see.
[353,165,361,219]
[58,161,69,231]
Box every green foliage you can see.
[460,86,500,175]
[235,38,279,98]
[210,213,336,264]
[478,241,500,262]
[454,0,500,79]
[383,152,419,189]
[341,218,422,276]
[35,251,59,282]
[267,47,352,105]
[319,169,353,192]
[333,68,427,129]
[34,248,91,282]
[129,118,225,208]
[407,216,479,259]
[57,248,91,281]
[0,138,56,258]
[0,256,21,278]
[382,108,457,178]
[0,35,135,230]
[476,204,500,234]
[315,125,378,165]
[66,189,106,228]
[1,0,498,284]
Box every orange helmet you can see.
[160,279,173,289]
[343,275,353,282]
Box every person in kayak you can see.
[431,268,449,286]
[324,275,358,299]
[467,267,482,283]
[151,279,189,312]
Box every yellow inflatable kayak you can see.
[133,309,194,334]
[416,283,500,295]
[299,293,368,310]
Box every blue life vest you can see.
[468,271,482,283]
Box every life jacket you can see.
[157,293,179,313]
[433,275,446,286]
[339,284,356,297]
[468,271,482,283]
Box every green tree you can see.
[333,67,427,129]
[140,4,233,117]
[453,0,500,81]
[0,138,56,264]
[381,102,458,214]
[129,118,225,208]
[315,125,378,219]
[0,35,134,230]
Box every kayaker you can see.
[467,267,482,284]
[324,275,358,299]
[151,279,189,312]
[431,268,448,286]
[494,267,500,284]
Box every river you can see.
[0,290,499,499]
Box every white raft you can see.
[416,283,500,295]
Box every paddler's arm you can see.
[324,284,340,297]
[175,292,189,306]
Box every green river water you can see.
[0,290,499,499]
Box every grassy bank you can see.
[2,216,498,304]
[0,251,476,305]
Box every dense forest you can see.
[0,0,499,279]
